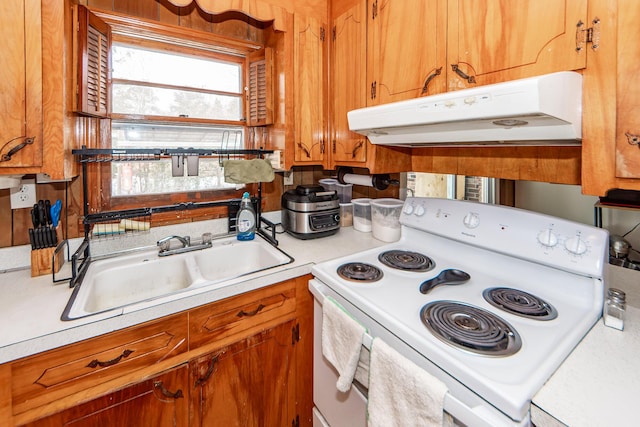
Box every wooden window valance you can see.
[164,0,288,31]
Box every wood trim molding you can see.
[163,0,288,31]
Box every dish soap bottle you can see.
[236,192,256,241]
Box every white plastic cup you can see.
[370,198,404,242]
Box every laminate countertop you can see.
[532,264,640,427]
[0,215,385,364]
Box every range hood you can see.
[347,71,582,147]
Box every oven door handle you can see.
[309,279,373,349]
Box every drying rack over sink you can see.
[57,146,279,288]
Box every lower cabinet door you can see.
[22,364,189,427]
[190,320,296,427]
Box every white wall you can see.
[514,181,640,252]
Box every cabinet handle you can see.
[297,142,311,158]
[195,354,220,386]
[421,67,443,94]
[154,381,184,399]
[625,132,640,147]
[370,81,377,99]
[451,64,476,84]
[0,136,35,162]
[86,349,134,368]
[237,303,265,317]
[352,141,364,159]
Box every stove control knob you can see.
[537,229,558,247]
[414,204,426,216]
[565,234,588,255]
[463,212,480,228]
[403,204,415,215]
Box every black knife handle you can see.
[37,200,46,226]
[31,207,39,228]
[44,200,52,224]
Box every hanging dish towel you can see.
[223,158,275,184]
[368,338,449,427]
[322,295,367,393]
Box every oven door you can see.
[312,287,368,427]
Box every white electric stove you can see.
[310,197,608,426]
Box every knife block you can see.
[30,225,63,277]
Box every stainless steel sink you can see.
[61,236,293,320]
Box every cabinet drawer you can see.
[11,313,188,415]
[190,281,296,349]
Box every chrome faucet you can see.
[157,233,212,256]
[157,235,190,253]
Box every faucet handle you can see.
[201,232,212,245]
[158,240,171,252]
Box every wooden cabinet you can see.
[330,1,368,165]
[0,0,77,179]
[2,276,313,427]
[11,313,189,417]
[581,0,640,196]
[189,321,296,426]
[364,0,588,98]
[22,365,189,427]
[447,0,588,89]
[329,0,411,173]
[0,0,42,170]
[367,0,446,104]
[293,14,327,165]
[189,279,297,348]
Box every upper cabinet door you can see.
[331,0,368,165]
[368,0,447,105]
[0,0,42,168]
[293,14,326,165]
[448,0,588,89]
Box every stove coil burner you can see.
[337,262,384,282]
[378,250,435,272]
[483,287,558,321]
[420,301,522,357]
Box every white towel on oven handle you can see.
[322,295,367,393]
[368,337,449,427]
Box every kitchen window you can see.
[109,41,246,198]
[74,6,273,214]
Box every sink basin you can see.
[61,236,293,321]
[193,239,293,282]
[83,255,195,313]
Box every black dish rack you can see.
[55,146,279,288]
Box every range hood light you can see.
[347,71,583,147]
[492,119,528,127]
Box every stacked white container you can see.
[370,198,404,242]
[352,198,372,232]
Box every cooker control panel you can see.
[400,197,608,278]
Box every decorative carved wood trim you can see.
[164,0,288,31]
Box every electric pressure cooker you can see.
[281,185,340,239]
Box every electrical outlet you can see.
[10,179,37,209]
[283,170,294,186]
